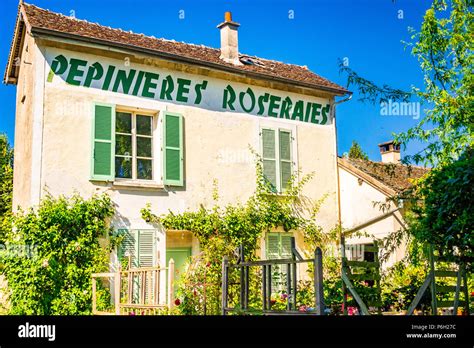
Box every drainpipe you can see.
[331,93,352,255]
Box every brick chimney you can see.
[378,140,401,163]
[217,12,242,66]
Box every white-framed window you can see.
[90,102,185,187]
[91,104,184,186]
[260,127,294,193]
[115,111,154,181]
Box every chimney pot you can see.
[217,12,242,66]
[378,140,401,164]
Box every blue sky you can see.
[0,0,432,160]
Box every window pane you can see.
[263,159,277,192]
[279,130,291,161]
[280,161,292,191]
[116,112,132,133]
[262,129,276,159]
[115,157,132,178]
[115,134,132,156]
[137,115,152,135]
[137,159,152,180]
[137,136,152,158]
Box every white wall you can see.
[14,42,342,274]
[339,166,406,268]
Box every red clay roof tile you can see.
[7,3,349,94]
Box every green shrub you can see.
[381,261,430,312]
[2,193,114,314]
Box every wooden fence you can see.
[222,240,325,315]
[92,259,175,315]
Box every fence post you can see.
[428,245,438,315]
[221,256,229,315]
[239,245,246,310]
[114,271,121,315]
[314,247,325,315]
[291,237,297,310]
[168,258,175,310]
[262,265,267,311]
[92,276,97,315]
[341,235,348,315]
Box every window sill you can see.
[112,180,164,190]
[261,192,293,198]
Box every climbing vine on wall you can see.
[141,154,337,314]
[141,155,333,254]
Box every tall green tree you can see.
[0,133,13,241]
[347,140,369,160]
[408,149,473,269]
[340,0,473,167]
[339,0,473,263]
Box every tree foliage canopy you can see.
[339,0,473,262]
[340,0,473,167]
[407,149,473,268]
[347,140,369,160]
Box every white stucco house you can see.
[338,141,428,269]
[4,3,355,298]
[4,3,430,309]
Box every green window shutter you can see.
[262,129,277,192]
[281,235,293,258]
[266,233,294,293]
[137,230,155,267]
[118,230,156,268]
[279,130,292,191]
[163,112,184,186]
[118,229,138,268]
[91,103,115,180]
[266,233,280,259]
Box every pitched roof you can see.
[4,3,350,95]
[338,157,429,195]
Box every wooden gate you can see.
[221,238,325,315]
[341,242,382,315]
[407,245,470,315]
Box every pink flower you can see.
[280,293,288,300]
[174,298,181,306]
[129,311,135,316]
[299,305,307,312]
[348,306,358,316]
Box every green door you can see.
[166,248,192,296]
